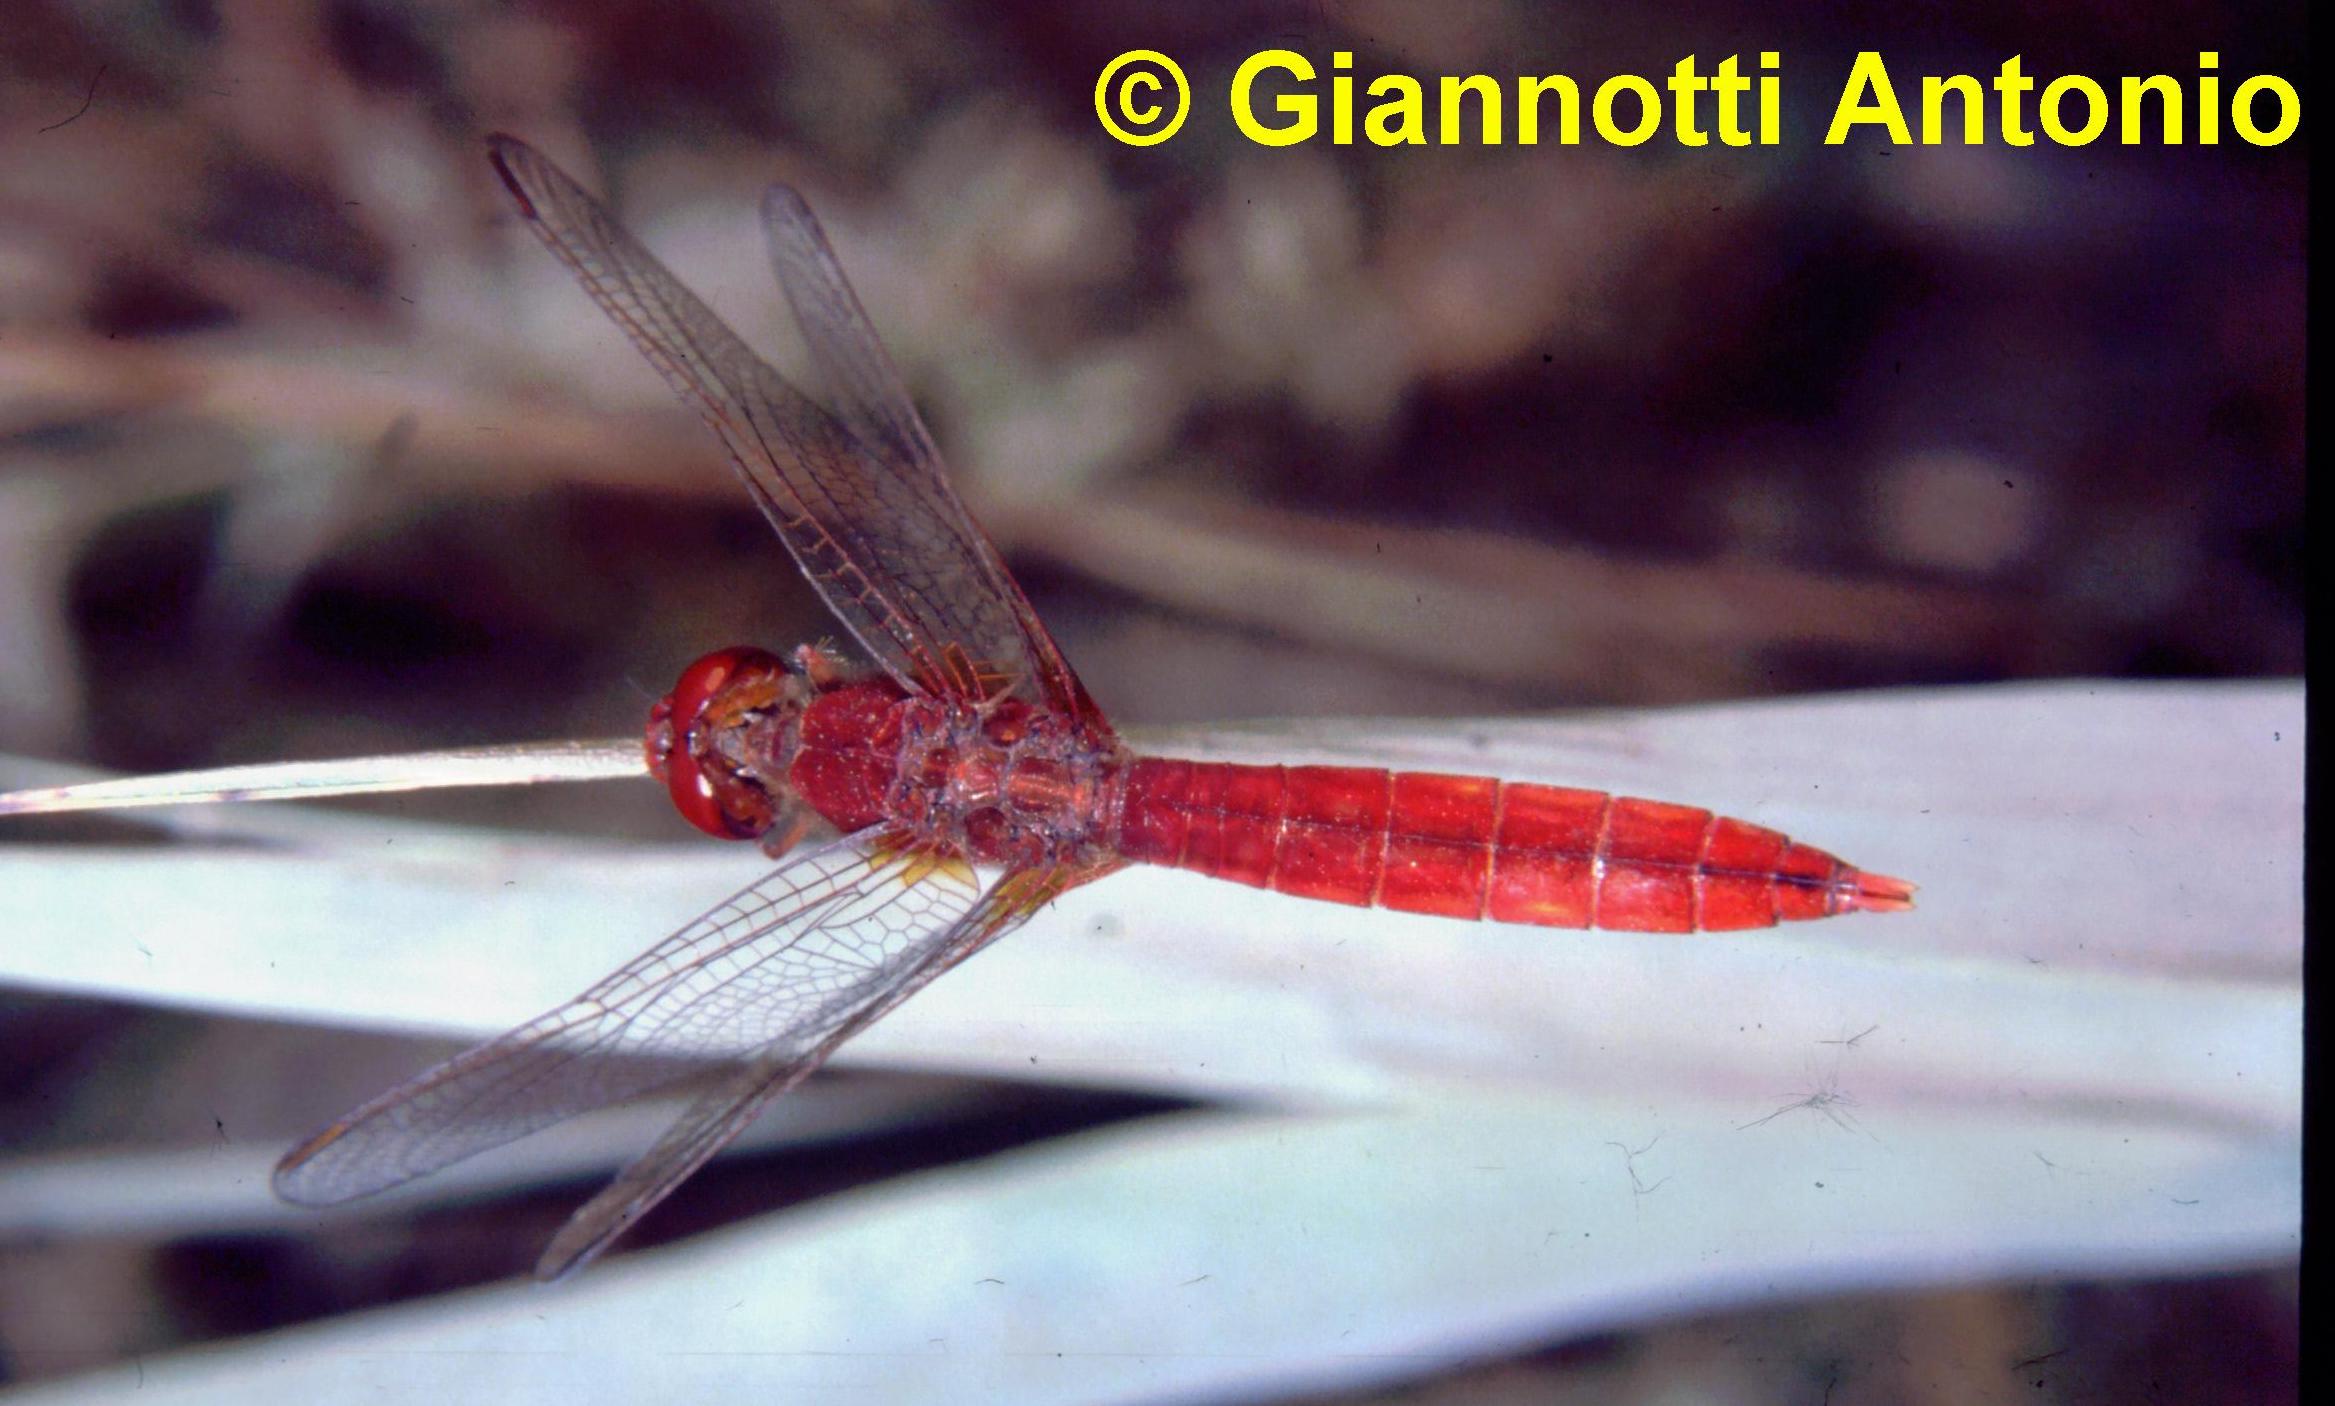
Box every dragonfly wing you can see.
[531,860,1113,1280]
[757,185,1104,726]
[273,829,984,1208]
[487,136,1103,728]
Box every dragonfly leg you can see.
[793,643,852,688]
[758,792,827,858]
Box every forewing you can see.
[532,860,1117,1280]
[758,186,1103,725]
[273,829,983,1207]
[487,135,1103,727]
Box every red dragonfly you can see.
[1,137,1911,1280]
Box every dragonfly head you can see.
[646,646,795,839]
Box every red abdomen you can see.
[1113,760,1910,932]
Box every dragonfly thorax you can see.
[879,696,1126,870]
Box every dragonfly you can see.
[0,136,1913,1280]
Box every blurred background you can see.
[0,0,2300,1401]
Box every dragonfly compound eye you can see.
[652,647,788,840]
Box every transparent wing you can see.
[532,860,1118,1280]
[757,183,1106,727]
[487,135,1103,727]
[273,829,985,1208]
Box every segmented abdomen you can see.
[1113,759,1910,932]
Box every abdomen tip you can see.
[1844,869,1917,913]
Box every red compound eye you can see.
[649,647,783,840]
